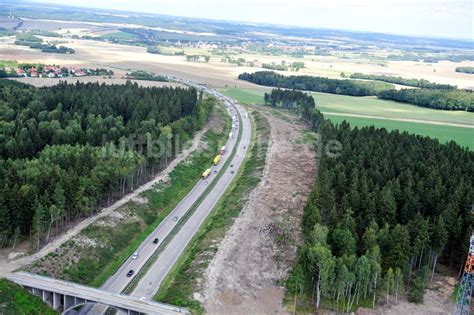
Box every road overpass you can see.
[7,272,188,314]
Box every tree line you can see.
[349,72,455,89]
[0,80,214,249]
[14,34,75,54]
[288,117,473,310]
[239,71,474,111]
[239,71,394,96]
[378,88,474,111]
[186,55,210,63]
[125,70,168,82]
[456,67,474,74]
[261,61,306,72]
[264,88,324,130]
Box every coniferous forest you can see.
[0,80,213,248]
[266,88,474,310]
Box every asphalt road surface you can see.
[82,82,250,314]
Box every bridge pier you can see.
[32,287,42,298]
[53,292,63,310]
[42,290,53,306]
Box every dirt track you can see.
[199,108,317,314]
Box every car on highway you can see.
[231,170,235,174]
[173,216,179,221]
[127,270,134,277]
[132,252,139,260]
[153,238,159,244]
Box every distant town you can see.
[0,62,114,78]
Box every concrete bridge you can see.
[8,272,188,315]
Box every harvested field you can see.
[199,107,317,314]
[3,30,472,90]
[11,77,184,88]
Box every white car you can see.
[132,252,139,260]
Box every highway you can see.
[130,95,251,299]
[82,81,250,314]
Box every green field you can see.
[100,31,138,41]
[220,88,267,105]
[220,87,474,149]
[310,92,474,126]
[326,114,473,149]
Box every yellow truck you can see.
[202,168,211,179]
[213,155,221,165]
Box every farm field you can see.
[220,87,474,149]
[326,114,473,149]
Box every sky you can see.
[33,0,473,40]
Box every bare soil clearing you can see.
[199,108,317,314]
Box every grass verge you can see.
[154,109,270,314]
[0,279,57,314]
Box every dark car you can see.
[126,270,134,277]
[231,170,235,174]
[153,238,159,244]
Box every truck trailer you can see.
[213,155,221,165]
[202,168,211,179]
